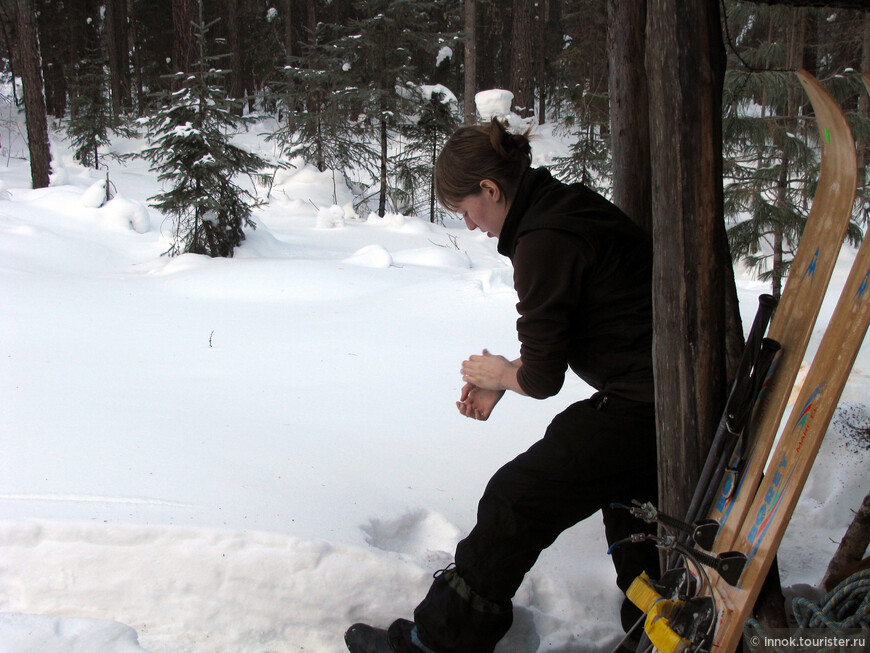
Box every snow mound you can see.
[49,165,69,186]
[316,204,346,229]
[273,164,354,209]
[476,89,514,121]
[475,89,537,130]
[80,179,108,208]
[393,247,471,269]
[101,194,151,233]
[0,613,150,653]
[344,244,393,268]
[468,268,515,294]
[0,522,430,653]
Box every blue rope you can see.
[746,568,870,651]
[792,568,870,632]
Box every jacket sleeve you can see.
[512,229,591,399]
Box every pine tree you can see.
[343,0,451,217]
[270,38,375,179]
[67,45,113,169]
[140,3,267,258]
[551,122,611,195]
[396,83,459,222]
[549,0,611,193]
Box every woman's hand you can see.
[461,349,517,391]
[456,383,505,421]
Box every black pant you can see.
[411,394,660,653]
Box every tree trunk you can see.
[463,0,477,124]
[128,0,146,112]
[282,0,294,62]
[0,7,19,106]
[17,0,51,188]
[105,0,131,117]
[378,116,388,217]
[646,0,730,522]
[479,0,509,91]
[510,0,534,118]
[536,0,547,122]
[822,491,870,591]
[607,0,651,234]
[772,156,787,301]
[858,11,870,195]
[306,0,316,50]
[172,0,197,73]
[226,0,243,101]
[36,0,67,119]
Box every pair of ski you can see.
[624,70,867,653]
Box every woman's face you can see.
[454,180,509,238]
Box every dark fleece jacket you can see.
[497,167,655,402]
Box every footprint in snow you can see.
[361,509,461,558]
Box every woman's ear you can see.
[479,180,502,203]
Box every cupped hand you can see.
[456,383,505,421]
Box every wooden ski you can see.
[707,69,858,554]
[706,72,869,653]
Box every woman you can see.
[346,119,659,653]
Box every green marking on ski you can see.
[825,128,830,143]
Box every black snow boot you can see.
[345,620,430,653]
[345,623,393,653]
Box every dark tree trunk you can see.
[105,0,131,117]
[35,0,66,119]
[607,0,651,234]
[536,0,547,122]
[479,0,510,91]
[17,0,51,188]
[66,0,100,119]
[282,0,294,62]
[463,0,477,124]
[172,0,198,73]
[128,0,146,112]
[646,0,731,522]
[226,0,243,100]
[306,0,315,49]
[510,0,535,118]
[0,6,19,106]
[379,116,388,217]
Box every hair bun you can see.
[489,118,532,163]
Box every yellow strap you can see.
[626,572,692,653]
[626,572,661,613]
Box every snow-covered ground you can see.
[0,115,867,653]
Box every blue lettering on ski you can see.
[715,474,734,512]
[856,268,869,305]
[795,385,823,454]
[746,454,790,557]
[803,247,820,284]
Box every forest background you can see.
[2,0,870,282]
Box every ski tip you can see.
[794,69,853,144]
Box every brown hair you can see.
[434,118,532,212]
